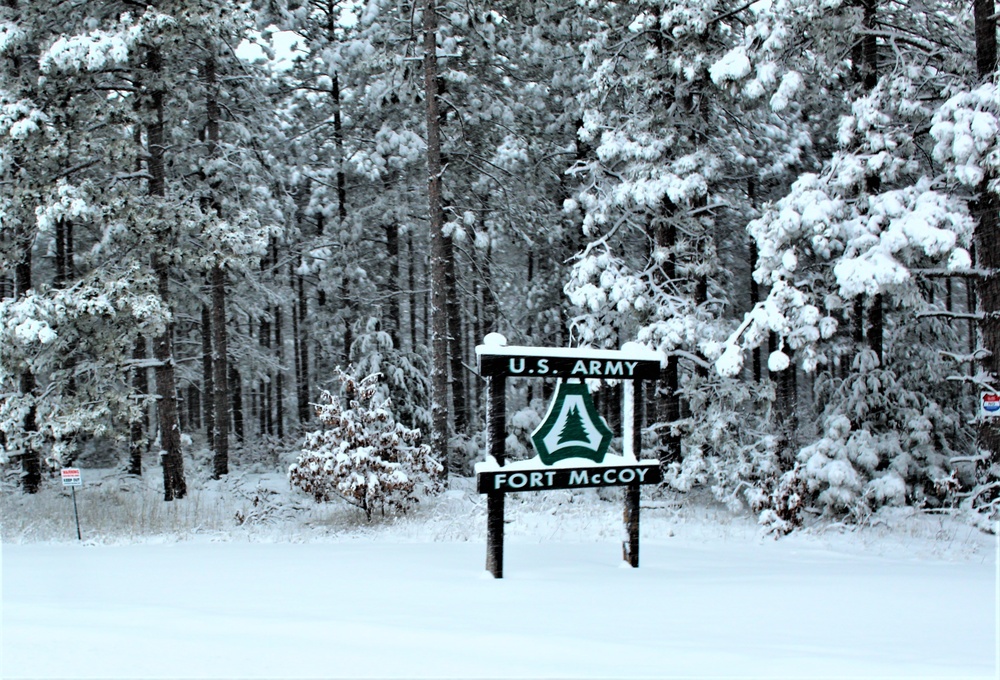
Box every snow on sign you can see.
[60,468,82,486]
[981,392,1000,417]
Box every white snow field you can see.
[2,475,997,679]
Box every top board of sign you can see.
[475,334,662,380]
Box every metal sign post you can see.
[475,334,662,578]
[61,468,82,541]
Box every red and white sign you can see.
[982,393,1000,418]
[61,468,82,486]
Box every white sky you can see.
[236,28,303,70]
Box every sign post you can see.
[485,374,506,577]
[61,468,82,541]
[475,334,662,577]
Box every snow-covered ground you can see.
[2,470,997,679]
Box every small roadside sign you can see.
[60,468,83,540]
[61,468,82,486]
[982,393,1000,418]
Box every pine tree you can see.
[557,405,589,445]
[289,369,443,520]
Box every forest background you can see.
[2,0,1000,533]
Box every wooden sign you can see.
[475,333,664,578]
[477,463,662,493]
[478,354,660,380]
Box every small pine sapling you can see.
[289,369,443,520]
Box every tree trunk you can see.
[230,364,245,443]
[296,265,311,422]
[186,384,200,430]
[147,46,186,501]
[211,265,230,476]
[859,0,879,90]
[975,0,997,79]
[749,178,762,383]
[250,319,259,438]
[483,242,499,332]
[274,304,285,440]
[695,255,709,379]
[8,0,39,493]
[779,348,798,433]
[661,357,681,465]
[54,217,73,288]
[974,0,1000,505]
[868,292,883,365]
[341,276,353,363]
[649,203,681,464]
[202,53,230,476]
[18,372,40,493]
[853,295,865,362]
[750,239,762,382]
[445,235,467,433]
[201,304,215,445]
[129,337,148,476]
[332,71,354,362]
[470,274,482,419]
[260,316,272,436]
[386,224,402,350]
[425,0,451,473]
[408,231,418,352]
[968,259,977,378]
[385,180,402,351]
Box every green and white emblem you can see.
[531,381,613,465]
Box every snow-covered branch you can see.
[916,310,984,321]
[666,349,713,371]
[939,349,990,363]
[911,267,995,278]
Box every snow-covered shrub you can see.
[288,369,443,520]
[506,406,542,461]
[661,371,785,512]
[792,349,964,522]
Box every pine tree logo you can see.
[557,406,590,445]
[531,382,613,465]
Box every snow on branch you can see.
[667,349,713,371]
[911,267,994,278]
[916,310,984,321]
[945,370,996,389]
[939,349,991,363]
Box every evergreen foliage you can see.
[0,0,996,531]
[289,369,443,520]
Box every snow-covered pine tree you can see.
[928,0,1000,522]
[30,2,282,493]
[1,3,175,490]
[173,3,282,471]
[289,368,443,520]
[349,317,431,434]
[714,0,979,526]
[562,0,775,498]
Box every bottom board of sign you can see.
[477,463,661,494]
